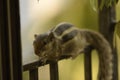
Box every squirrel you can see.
[33,22,113,80]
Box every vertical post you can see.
[49,62,59,80]
[0,45,2,80]
[30,68,39,80]
[84,46,93,80]
[0,0,22,80]
[7,0,23,80]
[98,0,118,80]
[0,1,12,80]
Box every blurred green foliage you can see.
[99,0,118,9]
[48,0,98,31]
[115,21,120,38]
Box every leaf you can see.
[99,0,118,10]
[99,0,105,10]
[115,21,120,38]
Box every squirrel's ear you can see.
[34,34,38,38]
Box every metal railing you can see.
[23,50,93,80]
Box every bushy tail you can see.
[80,30,113,80]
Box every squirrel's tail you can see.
[80,30,113,80]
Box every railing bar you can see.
[84,46,93,80]
[23,56,70,71]
[29,68,39,80]
[49,62,59,80]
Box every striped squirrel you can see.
[33,22,113,80]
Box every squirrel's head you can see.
[33,32,57,60]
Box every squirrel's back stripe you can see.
[54,23,73,36]
[62,30,78,43]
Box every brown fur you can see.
[33,23,113,80]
